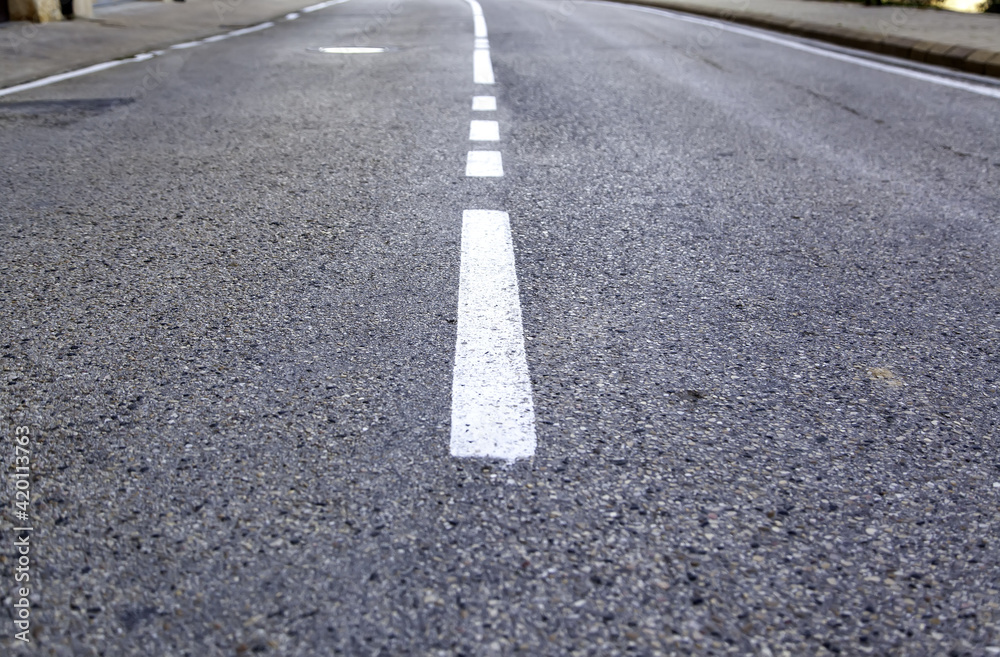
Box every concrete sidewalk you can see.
[612,0,1000,78]
[0,0,328,89]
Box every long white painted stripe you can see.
[466,151,504,177]
[474,49,495,84]
[451,210,536,461]
[469,120,500,141]
[619,3,1000,100]
[302,0,350,12]
[472,95,497,111]
[0,59,131,98]
[473,15,488,39]
[226,22,275,37]
[0,0,335,99]
[475,38,489,49]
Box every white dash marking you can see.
[466,151,503,177]
[469,120,500,141]
[451,210,536,461]
[302,0,350,13]
[226,22,274,37]
[475,38,489,49]
[472,95,497,111]
[474,49,495,84]
[0,60,130,98]
[285,11,300,19]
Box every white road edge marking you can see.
[302,0,350,12]
[0,0,348,99]
[469,120,500,141]
[466,151,504,177]
[473,49,495,85]
[451,210,537,461]
[472,95,497,110]
[0,59,138,98]
[618,2,1000,100]
[227,22,275,37]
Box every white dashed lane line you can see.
[473,50,496,85]
[452,2,537,461]
[465,151,504,177]
[469,120,500,141]
[472,95,497,111]
[450,211,537,461]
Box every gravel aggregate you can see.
[1,0,999,654]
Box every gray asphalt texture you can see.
[1,0,999,654]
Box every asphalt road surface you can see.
[2,0,999,654]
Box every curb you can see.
[610,0,1000,80]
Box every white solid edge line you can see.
[0,59,129,98]
[469,119,500,141]
[227,22,275,37]
[472,95,497,110]
[466,151,504,177]
[451,210,537,462]
[618,3,1000,100]
[475,38,489,49]
[302,0,350,12]
[0,0,348,99]
[474,49,495,85]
